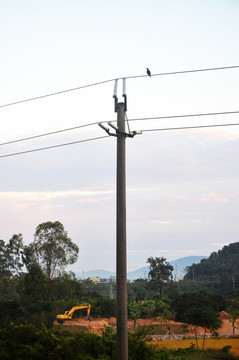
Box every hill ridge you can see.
[76,255,206,281]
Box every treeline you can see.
[0,324,163,360]
[1,222,239,329]
[1,324,236,360]
[1,221,239,359]
[183,243,239,295]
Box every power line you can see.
[1,121,238,160]
[0,135,109,159]
[0,79,115,109]
[0,121,98,146]
[141,122,239,133]
[127,110,239,122]
[0,65,239,109]
[127,65,239,80]
[1,110,239,147]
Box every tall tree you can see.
[0,240,8,277]
[182,306,222,349]
[24,221,79,280]
[172,291,222,349]
[226,298,239,336]
[0,234,24,277]
[147,257,174,297]
[6,234,24,276]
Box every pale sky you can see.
[1,0,239,272]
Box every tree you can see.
[128,302,141,331]
[24,221,79,280]
[172,291,222,350]
[184,242,239,295]
[19,263,48,304]
[147,257,174,297]
[6,234,24,276]
[159,306,176,340]
[0,234,24,278]
[0,240,8,277]
[182,306,222,350]
[226,298,239,336]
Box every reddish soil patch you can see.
[56,312,239,336]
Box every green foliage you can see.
[82,297,116,318]
[225,297,239,335]
[24,221,79,280]
[171,291,222,350]
[127,299,171,320]
[18,263,48,303]
[222,345,232,354]
[128,302,142,330]
[182,306,222,331]
[128,278,149,301]
[184,242,239,295]
[0,234,24,278]
[172,291,224,322]
[147,257,174,297]
[0,324,170,360]
[0,299,24,325]
[147,256,173,297]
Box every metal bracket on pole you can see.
[107,122,142,138]
[98,79,143,139]
[98,123,117,137]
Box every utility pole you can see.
[98,79,141,360]
[116,101,128,360]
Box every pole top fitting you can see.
[113,79,127,112]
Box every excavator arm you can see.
[57,304,91,321]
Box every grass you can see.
[137,324,188,335]
[56,324,89,334]
[149,338,239,357]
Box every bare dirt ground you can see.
[56,311,239,337]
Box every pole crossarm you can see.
[98,122,141,138]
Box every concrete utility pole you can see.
[98,79,140,360]
[116,102,128,360]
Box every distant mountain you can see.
[127,256,206,281]
[76,269,115,280]
[76,256,206,281]
[170,256,207,277]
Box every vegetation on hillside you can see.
[184,243,239,295]
[1,222,239,359]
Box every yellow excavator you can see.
[57,303,91,322]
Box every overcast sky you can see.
[1,0,239,273]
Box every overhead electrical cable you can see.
[1,110,239,147]
[0,79,115,109]
[140,122,239,133]
[126,110,239,122]
[0,65,239,109]
[1,122,239,159]
[0,135,110,159]
[0,121,98,146]
[126,65,239,80]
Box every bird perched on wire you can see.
[146,68,151,77]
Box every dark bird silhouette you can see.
[146,68,151,77]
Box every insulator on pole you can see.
[122,78,126,96]
[122,78,127,112]
[113,79,118,98]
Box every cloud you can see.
[0,190,114,199]
[212,242,230,247]
[148,220,173,224]
[200,192,229,202]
